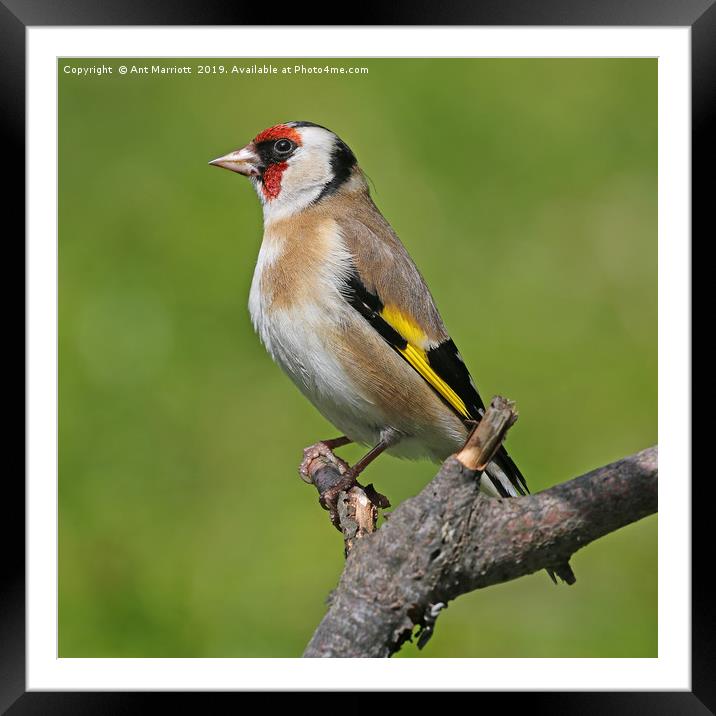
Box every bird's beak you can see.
[208,144,261,177]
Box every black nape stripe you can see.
[316,138,357,202]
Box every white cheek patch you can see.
[282,149,330,192]
[261,127,338,222]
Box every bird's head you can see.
[210,122,362,220]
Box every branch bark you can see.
[301,398,657,658]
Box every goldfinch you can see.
[210,122,574,583]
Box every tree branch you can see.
[301,398,658,658]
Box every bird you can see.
[210,121,575,584]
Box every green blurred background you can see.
[59,58,657,658]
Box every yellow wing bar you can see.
[400,344,470,419]
[380,305,471,419]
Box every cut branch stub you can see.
[455,396,518,471]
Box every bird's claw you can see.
[299,441,351,484]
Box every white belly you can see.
[253,302,387,445]
[248,239,384,446]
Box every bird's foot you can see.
[299,439,391,530]
[299,441,351,484]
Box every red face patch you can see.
[261,162,289,199]
[252,125,303,200]
[253,124,303,146]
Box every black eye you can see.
[274,139,294,155]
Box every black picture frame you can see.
[5,1,708,712]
